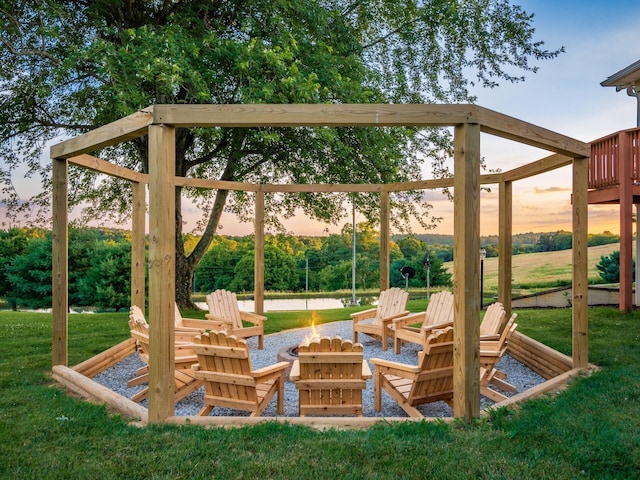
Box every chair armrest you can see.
[180,317,219,330]
[422,320,454,334]
[381,311,410,325]
[239,311,266,325]
[350,308,378,322]
[369,357,421,374]
[204,313,234,326]
[480,334,501,341]
[252,362,289,381]
[393,312,425,330]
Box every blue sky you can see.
[4,1,640,236]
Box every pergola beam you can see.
[69,154,149,183]
[50,108,153,159]
[153,104,481,128]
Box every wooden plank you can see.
[380,191,390,291]
[68,154,149,183]
[50,108,153,159]
[174,177,259,192]
[147,124,177,422]
[498,180,512,316]
[131,181,146,310]
[52,157,68,367]
[501,154,572,182]
[572,156,589,368]
[52,365,148,423]
[478,108,591,158]
[72,338,137,378]
[152,104,480,128]
[254,192,265,316]
[452,123,481,421]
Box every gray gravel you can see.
[93,320,545,418]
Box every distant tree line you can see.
[0,225,452,310]
[411,230,620,261]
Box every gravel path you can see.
[94,320,545,418]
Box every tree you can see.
[0,1,562,307]
[596,251,635,284]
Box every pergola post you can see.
[572,156,589,368]
[131,181,146,310]
[498,180,513,316]
[452,123,481,421]
[379,191,390,291]
[619,132,633,312]
[147,124,176,422]
[52,157,69,367]
[254,191,265,315]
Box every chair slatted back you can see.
[423,291,454,329]
[375,287,409,326]
[129,305,151,362]
[480,302,507,338]
[411,327,455,404]
[192,331,257,404]
[297,337,366,416]
[206,289,243,329]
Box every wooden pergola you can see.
[50,104,591,425]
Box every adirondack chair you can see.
[292,337,371,417]
[351,287,409,351]
[370,327,454,418]
[391,290,454,354]
[479,301,507,340]
[191,331,288,416]
[205,289,266,349]
[480,313,518,402]
[127,306,202,403]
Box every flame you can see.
[301,311,321,346]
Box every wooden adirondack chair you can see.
[351,287,409,351]
[292,337,370,417]
[479,302,507,340]
[370,327,454,418]
[391,290,454,354]
[480,313,518,402]
[191,331,288,416]
[205,289,266,349]
[127,306,202,403]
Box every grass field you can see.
[445,242,623,296]
[1,303,639,478]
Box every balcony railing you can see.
[589,127,640,190]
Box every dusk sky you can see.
[3,1,640,237]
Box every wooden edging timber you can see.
[507,330,573,379]
[72,338,137,378]
[52,365,148,423]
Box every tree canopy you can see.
[0,0,562,306]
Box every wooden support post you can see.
[619,132,633,312]
[147,124,176,422]
[52,157,69,367]
[131,181,146,310]
[452,123,481,421]
[380,191,390,291]
[254,191,265,315]
[572,156,589,368]
[498,180,513,317]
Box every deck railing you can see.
[589,127,640,190]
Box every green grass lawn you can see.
[1,305,639,479]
